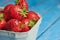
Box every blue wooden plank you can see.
[29,0,57,16]
[0,0,15,7]
[37,16,60,40]
[36,2,60,40]
[37,17,60,40]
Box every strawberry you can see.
[0,12,6,29]
[27,11,40,21]
[9,5,27,21]
[4,4,14,13]
[0,20,6,30]
[4,19,21,32]
[21,18,36,28]
[15,0,28,10]
[4,4,14,21]
[3,19,30,32]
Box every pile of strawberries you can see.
[0,0,40,32]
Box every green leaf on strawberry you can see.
[28,20,37,28]
[0,13,3,17]
[19,7,28,17]
[0,13,4,20]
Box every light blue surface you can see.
[0,0,60,40]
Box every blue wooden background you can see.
[0,0,60,40]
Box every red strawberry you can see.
[0,20,6,30]
[27,11,40,21]
[5,19,21,32]
[4,4,14,21]
[21,18,30,25]
[21,18,36,28]
[0,12,6,29]
[9,5,27,21]
[4,4,14,13]
[4,19,29,32]
[15,0,28,10]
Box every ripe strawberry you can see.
[0,20,6,30]
[4,4,14,21]
[9,5,27,21]
[27,11,40,21]
[3,19,30,32]
[21,18,36,28]
[5,19,21,32]
[21,18,30,25]
[15,0,28,10]
[0,12,6,29]
[4,4,14,13]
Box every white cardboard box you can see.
[0,7,42,40]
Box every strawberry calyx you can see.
[28,20,37,28]
[0,13,4,20]
[19,7,28,17]
[20,23,24,28]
